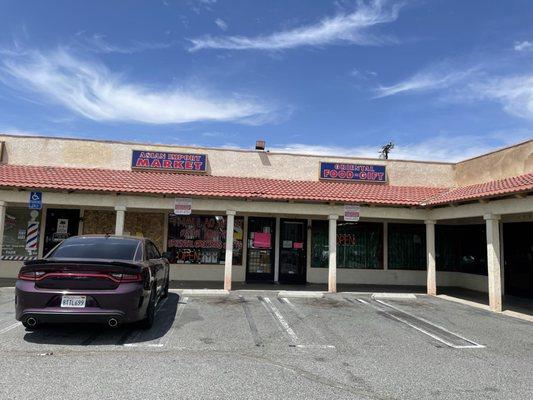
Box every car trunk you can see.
[21,259,143,290]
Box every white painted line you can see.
[295,344,336,349]
[374,299,485,349]
[372,293,417,300]
[278,291,324,299]
[356,298,369,304]
[261,297,299,344]
[181,289,228,296]
[0,322,22,335]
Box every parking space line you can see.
[259,296,299,345]
[238,295,262,347]
[0,322,22,335]
[373,299,485,349]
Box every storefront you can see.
[0,134,532,312]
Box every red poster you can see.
[253,232,271,248]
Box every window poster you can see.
[167,214,243,265]
[2,208,40,260]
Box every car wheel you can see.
[162,275,169,298]
[140,288,156,329]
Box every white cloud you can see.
[269,134,529,162]
[189,0,401,51]
[514,40,533,52]
[375,65,476,98]
[0,49,275,125]
[214,18,228,31]
[78,34,173,54]
[470,75,533,120]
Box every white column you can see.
[425,220,436,295]
[328,215,338,293]
[114,206,126,236]
[0,201,6,256]
[484,214,502,312]
[224,210,236,291]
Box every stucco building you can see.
[0,134,532,312]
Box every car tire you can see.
[140,287,156,329]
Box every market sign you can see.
[319,162,386,183]
[174,198,192,215]
[132,150,207,173]
[344,205,360,222]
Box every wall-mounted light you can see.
[255,140,266,151]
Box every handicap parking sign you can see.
[29,191,42,210]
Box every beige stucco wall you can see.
[454,140,533,187]
[0,134,454,188]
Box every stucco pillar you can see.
[425,220,437,296]
[484,214,502,312]
[0,201,6,255]
[328,215,338,293]
[114,206,126,236]
[224,210,236,291]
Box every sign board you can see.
[174,198,192,215]
[56,218,69,234]
[344,205,360,222]
[28,191,42,210]
[132,150,207,173]
[320,162,386,183]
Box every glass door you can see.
[279,219,307,284]
[43,208,80,255]
[246,217,276,282]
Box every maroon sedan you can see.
[15,235,170,329]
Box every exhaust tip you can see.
[107,318,118,328]
[26,317,37,327]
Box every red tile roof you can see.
[0,164,445,206]
[424,172,533,205]
[0,164,531,207]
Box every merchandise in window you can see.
[1,208,41,260]
[166,215,243,265]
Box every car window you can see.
[146,242,161,260]
[49,237,141,260]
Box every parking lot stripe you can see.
[238,295,262,347]
[0,322,21,335]
[259,296,299,345]
[373,299,485,349]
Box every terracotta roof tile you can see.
[424,172,533,205]
[0,164,445,206]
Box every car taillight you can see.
[18,271,45,281]
[109,273,142,282]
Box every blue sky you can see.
[0,0,532,161]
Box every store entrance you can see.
[279,219,307,284]
[246,217,276,282]
[503,222,533,299]
[43,208,80,255]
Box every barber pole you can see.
[25,221,39,252]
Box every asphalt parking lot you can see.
[0,287,531,400]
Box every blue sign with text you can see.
[29,191,42,210]
[131,150,207,173]
[320,162,386,183]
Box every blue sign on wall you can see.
[28,191,42,210]
[131,150,208,173]
[319,162,386,183]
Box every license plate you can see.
[60,295,86,308]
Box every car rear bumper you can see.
[15,280,149,324]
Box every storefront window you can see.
[311,221,383,269]
[436,224,487,275]
[388,223,426,270]
[311,220,328,268]
[167,214,243,265]
[2,207,41,260]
